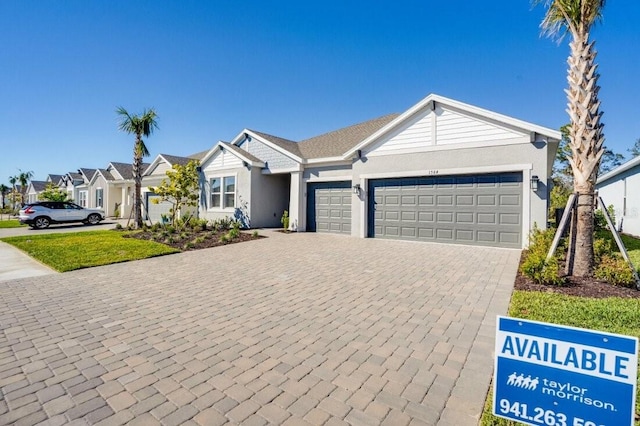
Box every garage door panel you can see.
[456,195,474,206]
[369,173,522,248]
[478,213,497,225]
[307,181,351,234]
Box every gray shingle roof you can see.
[67,172,83,180]
[160,154,199,167]
[79,168,97,182]
[297,114,399,159]
[188,150,209,161]
[247,114,399,161]
[47,174,64,184]
[31,181,48,192]
[109,162,150,180]
[222,143,263,164]
[248,131,303,158]
[97,169,116,181]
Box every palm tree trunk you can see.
[133,138,144,229]
[566,33,604,277]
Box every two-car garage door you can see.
[305,173,523,248]
[368,173,523,248]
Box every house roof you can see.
[188,150,209,161]
[67,172,83,180]
[30,181,48,192]
[159,154,199,167]
[297,114,399,159]
[78,168,97,182]
[247,130,304,158]
[221,143,265,166]
[108,162,149,180]
[597,155,640,185]
[46,174,64,183]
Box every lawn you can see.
[0,219,25,228]
[480,291,640,425]
[1,230,179,272]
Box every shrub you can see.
[595,255,636,287]
[520,226,564,285]
[252,230,259,238]
[219,234,230,244]
[114,223,123,230]
[183,242,195,250]
[211,217,234,232]
[281,210,290,230]
[192,236,205,244]
[593,237,613,264]
[594,205,616,232]
[228,222,240,239]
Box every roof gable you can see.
[344,94,562,159]
[200,142,265,171]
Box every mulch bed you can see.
[123,228,263,251]
[514,252,640,299]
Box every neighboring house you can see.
[87,168,114,212]
[98,162,149,219]
[46,174,65,186]
[596,155,640,237]
[142,153,206,223]
[199,93,561,248]
[26,181,47,203]
[61,172,84,203]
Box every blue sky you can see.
[1,1,638,184]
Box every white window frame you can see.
[208,174,237,211]
[79,190,88,207]
[95,188,103,208]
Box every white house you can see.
[597,155,640,237]
[198,93,561,248]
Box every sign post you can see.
[494,316,638,426]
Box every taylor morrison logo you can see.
[506,372,539,390]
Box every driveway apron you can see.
[0,232,519,425]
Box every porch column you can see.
[289,172,305,232]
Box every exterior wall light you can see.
[353,183,362,195]
[530,175,540,192]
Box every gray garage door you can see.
[368,173,522,248]
[145,193,173,224]
[307,181,352,234]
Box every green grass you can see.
[480,291,640,425]
[1,230,179,272]
[621,233,640,271]
[0,219,25,228]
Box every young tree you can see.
[116,107,158,229]
[148,160,200,226]
[17,169,34,205]
[39,183,71,202]
[0,184,8,209]
[535,0,606,277]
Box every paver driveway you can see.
[0,232,520,425]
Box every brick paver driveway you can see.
[0,232,520,425]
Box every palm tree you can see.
[0,184,8,209]
[8,175,18,209]
[18,169,34,206]
[535,0,606,277]
[116,107,158,228]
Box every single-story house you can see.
[199,93,561,248]
[596,155,640,237]
[26,181,48,203]
[142,152,207,223]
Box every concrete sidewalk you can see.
[0,240,56,282]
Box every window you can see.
[79,191,88,207]
[224,176,235,208]
[210,178,221,208]
[209,176,235,209]
[96,188,103,208]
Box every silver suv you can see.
[19,202,105,229]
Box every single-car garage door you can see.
[307,181,352,234]
[145,193,173,224]
[368,173,522,248]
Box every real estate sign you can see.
[494,316,638,426]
